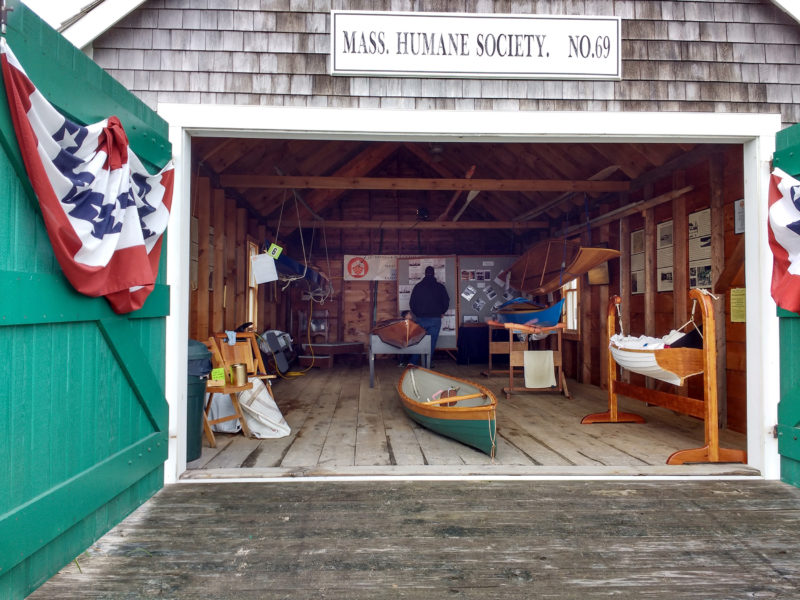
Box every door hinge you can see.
[773,424,779,439]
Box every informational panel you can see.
[689,208,712,289]
[457,255,519,324]
[630,228,645,294]
[657,220,674,292]
[397,256,458,349]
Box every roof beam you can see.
[219,175,630,193]
[267,219,547,230]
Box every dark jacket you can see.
[410,274,450,318]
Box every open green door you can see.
[0,3,172,597]
[773,124,800,488]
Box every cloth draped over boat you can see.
[0,40,173,313]
[493,298,565,328]
[504,239,620,297]
[609,327,705,386]
[768,168,800,313]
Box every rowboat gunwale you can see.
[397,366,497,421]
[397,366,497,456]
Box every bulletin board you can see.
[457,255,519,324]
[397,256,458,349]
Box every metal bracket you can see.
[0,0,12,35]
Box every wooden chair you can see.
[212,331,276,383]
[202,337,253,448]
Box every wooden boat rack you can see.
[581,289,747,465]
[489,321,570,400]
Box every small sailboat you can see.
[397,366,497,456]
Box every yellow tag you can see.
[267,243,283,259]
[210,367,225,382]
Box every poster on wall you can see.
[688,208,712,289]
[457,256,519,324]
[631,229,645,294]
[657,220,674,292]
[344,254,407,280]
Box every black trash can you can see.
[187,339,212,462]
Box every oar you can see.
[424,392,486,405]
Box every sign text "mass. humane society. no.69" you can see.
[330,11,621,80]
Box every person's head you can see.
[425,266,435,278]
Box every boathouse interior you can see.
[186,137,751,477]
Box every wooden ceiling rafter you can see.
[400,143,517,223]
[268,219,548,230]
[217,174,632,193]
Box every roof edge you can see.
[60,0,148,50]
[56,0,800,50]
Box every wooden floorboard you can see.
[30,480,800,599]
[186,359,755,478]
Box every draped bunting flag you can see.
[0,40,173,313]
[768,168,800,313]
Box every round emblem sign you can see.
[347,257,369,279]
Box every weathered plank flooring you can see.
[30,480,800,599]
[185,360,754,478]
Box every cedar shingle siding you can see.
[91,1,800,125]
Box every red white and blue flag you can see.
[1,40,173,313]
[769,168,800,313]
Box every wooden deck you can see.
[185,359,754,479]
[30,479,800,598]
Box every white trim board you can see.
[158,104,782,485]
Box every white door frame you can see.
[157,104,782,483]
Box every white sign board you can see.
[330,11,621,80]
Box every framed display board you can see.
[397,256,458,349]
[457,255,519,324]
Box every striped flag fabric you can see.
[1,39,173,313]
[769,167,800,313]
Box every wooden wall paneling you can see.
[597,223,610,389]
[224,198,237,330]
[195,177,211,341]
[619,213,631,383]
[344,281,371,342]
[671,172,690,397]
[235,207,248,328]
[710,154,728,426]
[580,230,592,384]
[256,222,267,333]
[211,189,226,334]
[644,189,656,389]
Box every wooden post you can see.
[672,171,689,397]
[211,189,226,334]
[196,177,211,341]
[710,155,727,426]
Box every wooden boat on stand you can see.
[397,366,498,457]
[371,318,426,348]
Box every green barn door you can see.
[0,4,172,597]
[773,124,800,488]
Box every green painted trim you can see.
[778,307,800,318]
[0,271,169,325]
[4,2,171,169]
[777,423,800,462]
[781,457,800,488]
[404,410,496,456]
[98,318,169,432]
[0,432,167,574]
